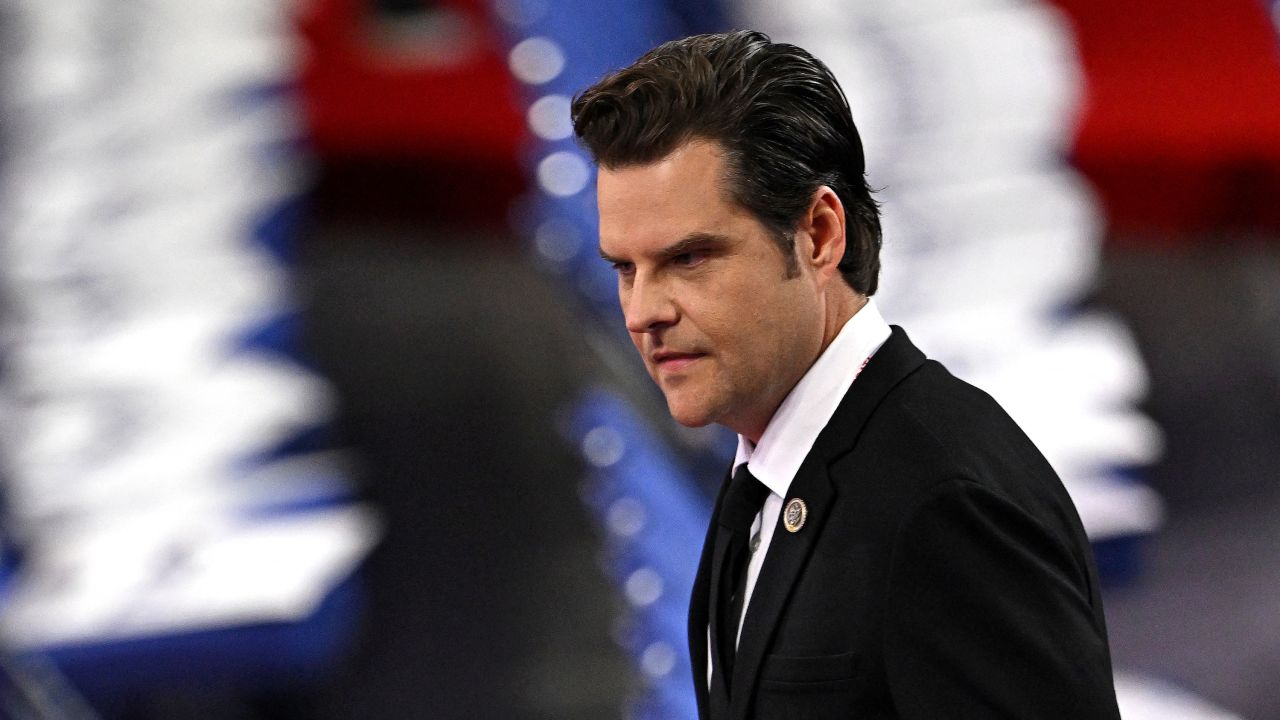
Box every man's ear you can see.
[799,186,846,287]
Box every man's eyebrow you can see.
[656,232,730,260]
[599,232,730,265]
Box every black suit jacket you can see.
[688,327,1121,719]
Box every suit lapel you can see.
[689,470,732,719]
[728,326,926,719]
[728,458,835,718]
[706,525,736,710]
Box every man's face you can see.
[597,140,825,440]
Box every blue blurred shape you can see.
[567,388,712,720]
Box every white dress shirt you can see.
[708,298,891,684]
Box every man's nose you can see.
[624,277,677,334]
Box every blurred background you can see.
[0,0,1278,718]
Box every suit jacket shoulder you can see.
[697,326,1122,720]
[838,356,1093,571]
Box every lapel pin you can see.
[783,498,808,533]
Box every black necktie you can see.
[710,464,770,709]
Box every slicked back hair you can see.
[571,30,881,295]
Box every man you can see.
[572,30,1121,719]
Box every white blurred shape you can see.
[624,567,664,607]
[0,0,376,648]
[0,505,381,647]
[582,425,626,467]
[537,151,590,197]
[508,36,565,85]
[1114,672,1245,720]
[606,497,648,537]
[528,94,574,141]
[639,641,678,679]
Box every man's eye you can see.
[672,252,704,267]
[611,261,635,275]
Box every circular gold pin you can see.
[783,498,808,533]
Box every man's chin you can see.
[671,414,714,429]
[663,397,717,429]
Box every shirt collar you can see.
[733,298,892,498]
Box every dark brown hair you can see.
[571,30,881,294]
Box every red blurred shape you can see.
[296,0,527,227]
[1052,0,1280,236]
[298,0,524,163]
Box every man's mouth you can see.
[652,351,705,373]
